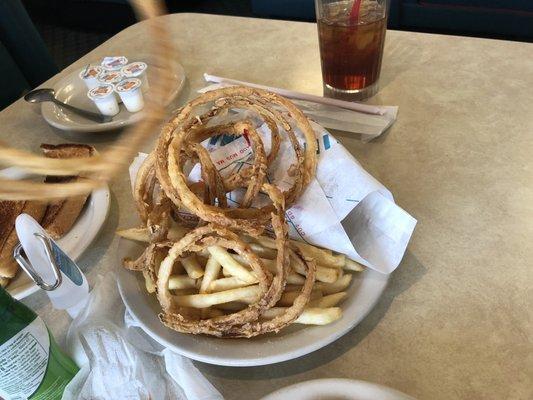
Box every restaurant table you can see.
[2,13,531,400]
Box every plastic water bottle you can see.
[0,286,79,399]
[14,214,89,318]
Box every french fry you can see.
[314,274,352,295]
[197,248,210,258]
[262,307,342,325]
[252,235,363,272]
[277,289,322,307]
[174,285,261,308]
[181,255,204,279]
[122,222,354,330]
[344,258,365,272]
[308,292,346,308]
[199,256,222,293]
[235,245,340,283]
[252,235,277,249]
[289,253,340,283]
[231,254,305,284]
[293,241,345,268]
[247,242,277,259]
[116,224,190,242]
[116,227,150,242]
[208,276,256,292]
[254,235,344,267]
[207,246,256,283]
[314,265,340,283]
[168,275,198,290]
[286,273,305,285]
[295,307,342,325]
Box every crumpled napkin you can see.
[62,274,222,400]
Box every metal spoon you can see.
[24,88,112,123]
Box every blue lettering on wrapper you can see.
[51,241,83,286]
[323,134,331,150]
[209,134,240,147]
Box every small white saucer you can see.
[261,379,416,400]
[41,55,185,133]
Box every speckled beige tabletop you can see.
[4,13,532,400]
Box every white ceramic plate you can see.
[116,238,389,367]
[261,379,416,400]
[7,186,111,299]
[41,55,185,133]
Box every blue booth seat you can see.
[398,0,533,39]
[251,0,533,40]
[0,0,58,110]
[252,0,316,21]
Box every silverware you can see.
[24,88,112,123]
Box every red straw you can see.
[349,0,363,23]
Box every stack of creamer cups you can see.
[80,56,148,117]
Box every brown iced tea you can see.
[318,0,387,97]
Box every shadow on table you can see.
[196,250,427,379]
[379,39,423,92]
[327,125,394,144]
[76,189,119,275]
[50,125,124,143]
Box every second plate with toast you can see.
[0,144,111,299]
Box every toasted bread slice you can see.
[0,201,25,250]
[0,201,47,279]
[0,201,26,284]
[40,143,95,159]
[40,176,75,229]
[42,191,88,239]
[40,144,95,239]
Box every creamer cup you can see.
[79,65,102,90]
[88,84,119,116]
[97,70,123,101]
[115,78,144,112]
[121,61,149,90]
[97,69,123,85]
[101,56,128,70]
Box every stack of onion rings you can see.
[125,86,321,337]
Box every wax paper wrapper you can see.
[129,120,416,274]
[199,83,398,141]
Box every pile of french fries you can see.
[118,225,364,327]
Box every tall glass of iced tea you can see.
[316,0,388,100]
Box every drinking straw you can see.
[349,0,363,23]
[203,73,388,115]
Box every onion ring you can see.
[224,246,316,337]
[157,185,297,337]
[156,86,317,234]
[157,224,279,336]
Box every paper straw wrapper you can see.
[203,73,387,115]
